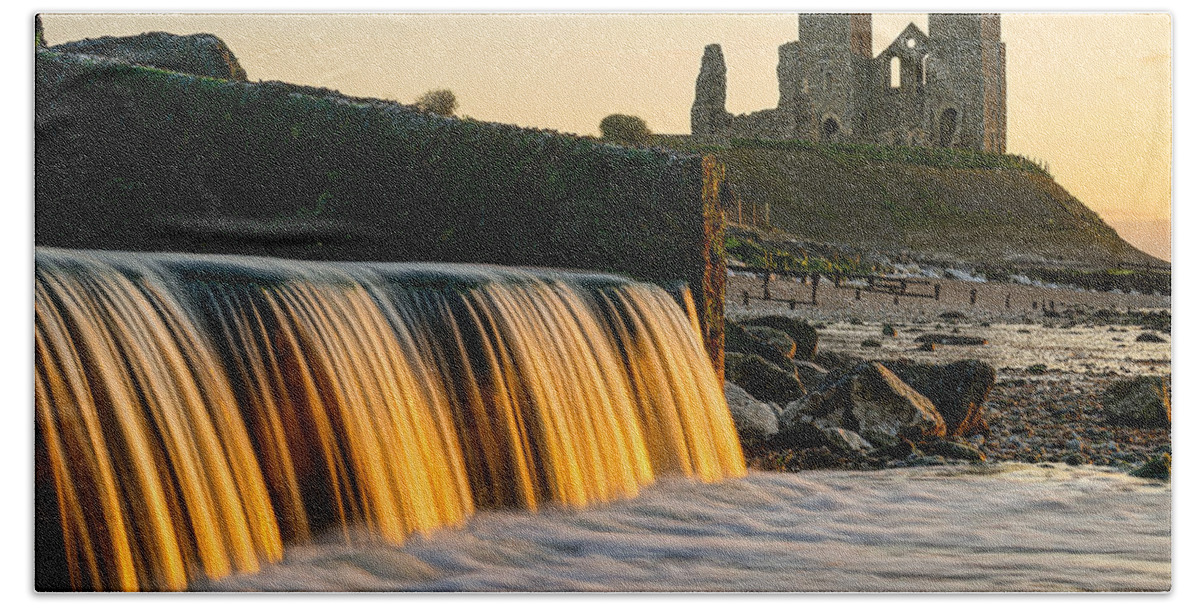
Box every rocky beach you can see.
[723,271,1171,476]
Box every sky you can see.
[39,12,1173,261]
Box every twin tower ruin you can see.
[691,13,1007,153]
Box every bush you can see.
[415,89,457,116]
[599,114,651,146]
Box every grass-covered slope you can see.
[657,137,1160,268]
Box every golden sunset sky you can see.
[40,12,1173,261]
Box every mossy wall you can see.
[35,50,726,370]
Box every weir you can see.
[34,248,746,591]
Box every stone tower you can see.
[691,44,731,137]
[795,13,871,141]
[927,13,1006,152]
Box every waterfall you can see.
[34,248,745,591]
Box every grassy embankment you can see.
[656,136,1162,270]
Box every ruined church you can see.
[691,13,1007,152]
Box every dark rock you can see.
[915,333,988,346]
[939,311,967,321]
[1132,453,1170,480]
[781,362,946,449]
[868,438,919,461]
[793,360,830,392]
[1102,376,1171,428]
[921,438,986,462]
[882,323,898,337]
[1135,332,1167,343]
[724,352,806,405]
[743,325,797,359]
[770,413,829,450]
[861,339,882,348]
[882,359,996,437]
[813,350,865,377]
[821,427,874,454]
[51,31,248,81]
[725,321,794,370]
[724,382,779,446]
[742,315,819,360]
[1026,364,1048,374]
[908,455,948,467]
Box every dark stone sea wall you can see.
[50,31,248,81]
[34,48,727,371]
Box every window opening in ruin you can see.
[921,55,929,85]
[906,38,916,48]
[822,118,839,141]
[939,108,959,147]
[825,71,833,91]
[890,57,901,88]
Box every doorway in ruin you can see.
[821,117,840,142]
[938,108,959,147]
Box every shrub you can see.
[599,114,652,146]
[415,89,458,116]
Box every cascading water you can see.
[34,248,745,591]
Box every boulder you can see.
[769,413,871,454]
[51,31,248,81]
[781,362,946,449]
[724,352,806,405]
[882,323,898,337]
[1135,332,1167,343]
[743,325,797,359]
[820,427,874,454]
[882,359,996,437]
[741,315,819,361]
[813,350,864,377]
[1102,376,1171,428]
[725,321,793,370]
[793,360,830,391]
[920,438,986,462]
[915,334,988,346]
[723,383,779,446]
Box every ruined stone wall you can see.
[692,12,1006,153]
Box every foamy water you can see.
[202,464,1170,592]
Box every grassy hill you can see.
[656,137,1162,269]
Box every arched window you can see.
[890,57,901,89]
[821,118,840,141]
[921,55,929,85]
